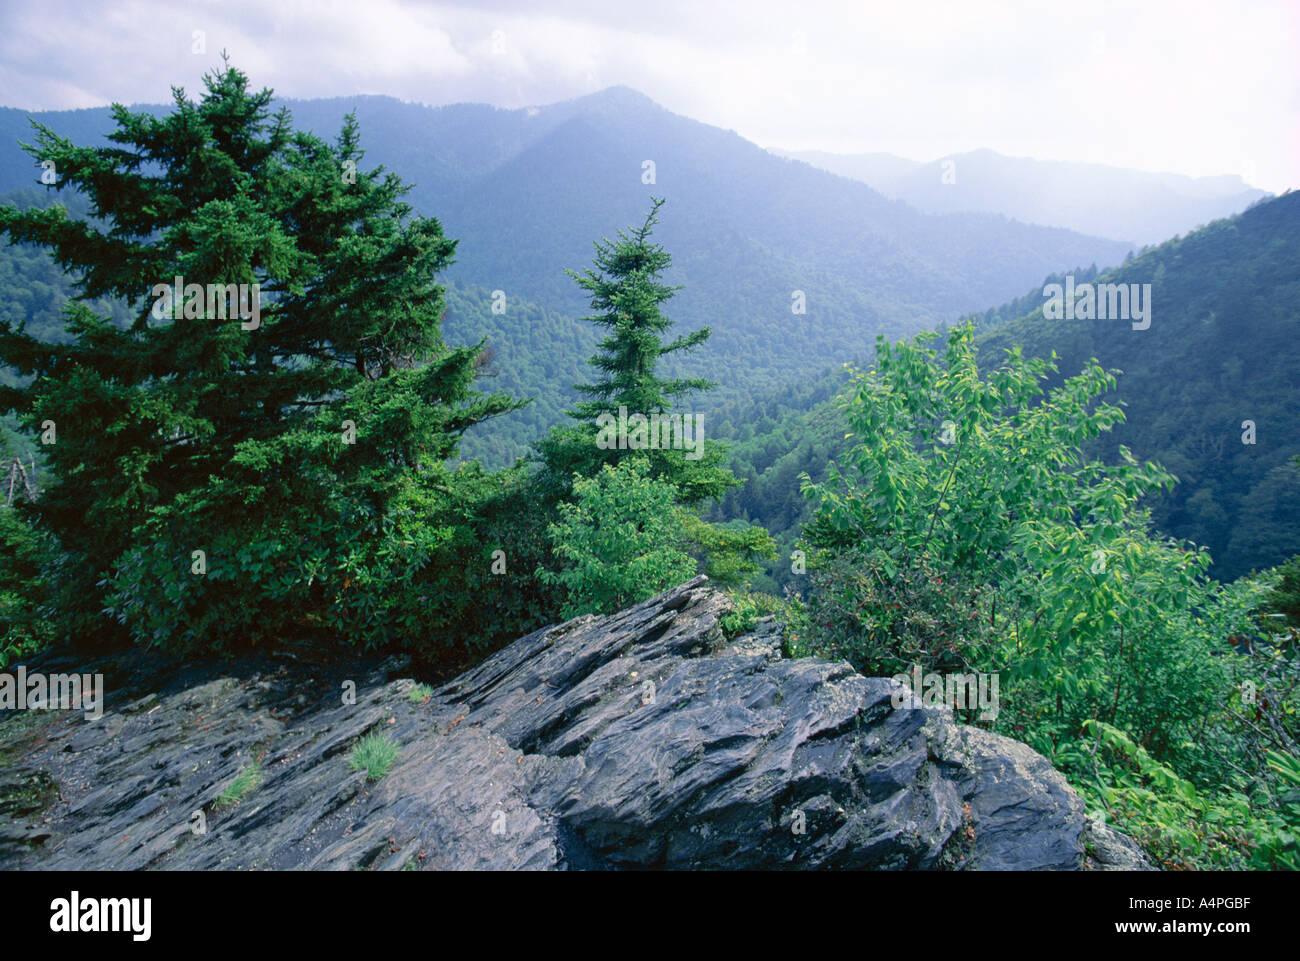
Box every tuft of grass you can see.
[350,731,400,781]
[214,760,263,809]
[720,589,800,639]
[408,683,434,704]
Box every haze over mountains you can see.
[777,146,1270,247]
[0,87,1133,393]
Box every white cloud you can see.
[0,0,1295,191]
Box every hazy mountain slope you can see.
[441,283,596,467]
[772,148,921,187]
[423,88,1132,335]
[0,88,1132,406]
[781,146,1269,247]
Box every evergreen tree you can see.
[0,61,524,652]
[538,197,736,503]
[537,199,773,585]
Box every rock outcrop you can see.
[0,577,1150,870]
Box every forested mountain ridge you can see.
[778,146,1270,247]
[979,190,1300,580]
[0,89,1132,404]
[716,190,1300,584]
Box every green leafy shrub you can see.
[798,323,1299,868]
[1255,750,1300,869]
[0,506,56,667]
[1073,720,1255,870]
[678,514,777,589]
[539,457,697,619]
[800,323,1202,739]
[719,589,799,639]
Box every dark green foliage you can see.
[0,415,56,667]
[792,541,998,686]
[1260,553,1300,632]
[0,505,56,667]
[0,63,523,655]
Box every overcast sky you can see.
[1,0,1296,192]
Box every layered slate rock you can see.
[0,576,1150,870]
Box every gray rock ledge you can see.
[0,576,1151,870]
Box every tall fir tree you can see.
[537,198,774,584]
[0,61,524,652]
[539,197,737,503]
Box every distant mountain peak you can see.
[556,85,665,114]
